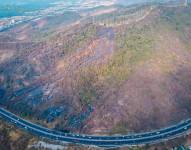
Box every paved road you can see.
[0,107,191,148]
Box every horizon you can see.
[0,0,189,19]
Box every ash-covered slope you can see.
[0,3,191,135]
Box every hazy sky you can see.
[0,0,149,5]
[0,0,183,6]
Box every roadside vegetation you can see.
[0,120,33,150]
[110,121,129,135]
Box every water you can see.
[0,0,54,18]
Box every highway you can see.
[0,108,191,148]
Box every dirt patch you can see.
[0,50,14,63]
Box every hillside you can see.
[0,3,191,137]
